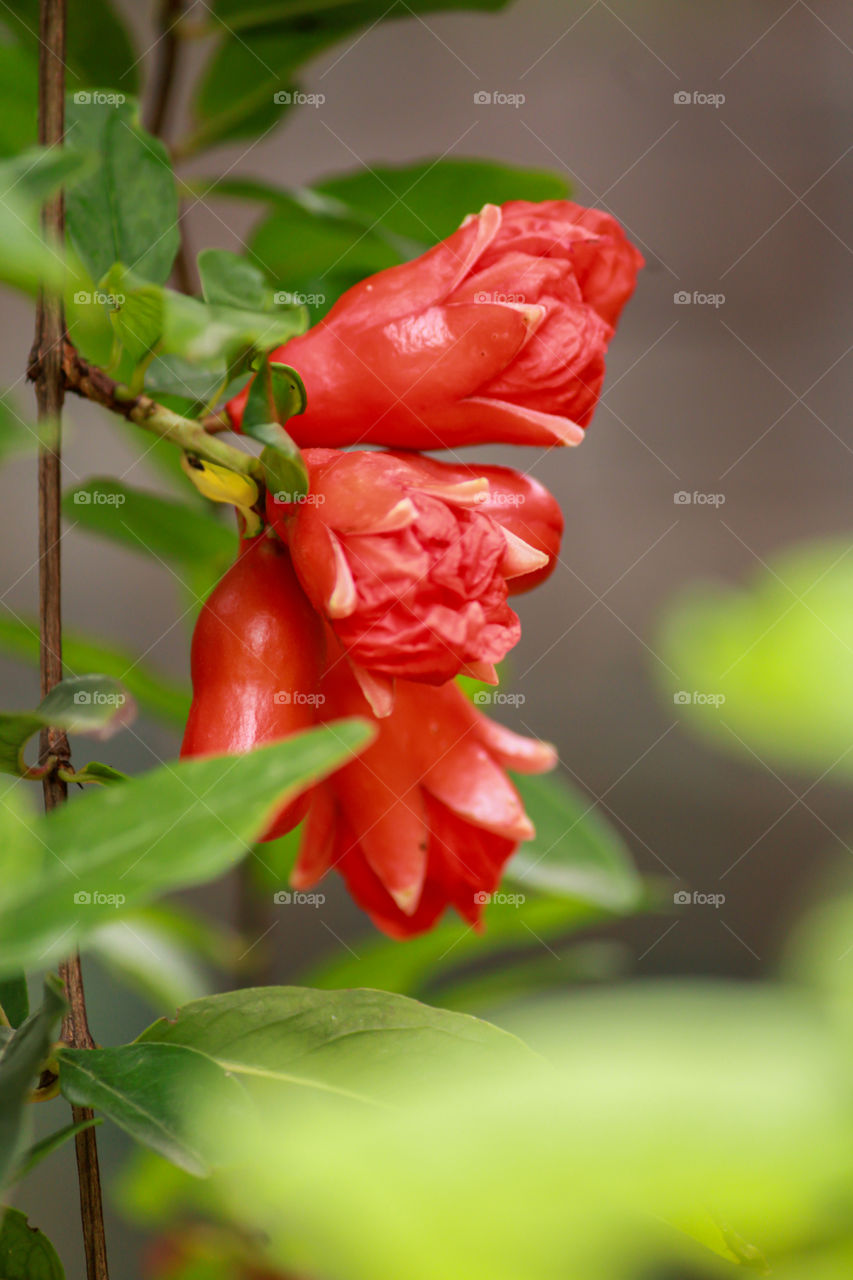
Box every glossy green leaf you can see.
[658,538,853,778]
[63,478,236,579]
[0,1207,65,1280]
[59,985,529,1171]
[65,97,178,286]
[0,722,372,974]
[0,977,65,1188]
[0,674,132,776]
[0,614,190,728]
[506,772,642,910]
[8,0,138,93]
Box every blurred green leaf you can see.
[507,772,642,910]
[304,895,616,998]
[65,96,178,286]
[0,43,37,156]
[658,538,853,778]
[0,1207,65,1280]
[89,903,238,1012]
[63,477,237,582]
[0,394,53,464]
[10,1118,100,1184]
[7,0,138,93]
[0,674,132,776]
[0,148,90,295]
[0,722,372,974]
[0,975,28,1028]
[316,157,570,244]
[100,263,164,365]
[0,614,190,728]
[0,977,65,1189]
[191,3,509,150]
[204,984,853,1280]
[243,361,309,500]
[198,248,270,310]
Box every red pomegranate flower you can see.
[266,448,562,709]
[292,650,557,938]
[180,534,325,838]
[227,199,643,450]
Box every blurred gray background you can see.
[2,1,851,1272]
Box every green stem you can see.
[59,342,264,482]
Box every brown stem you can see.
[144,0,184,138]
[32,2,110,1278]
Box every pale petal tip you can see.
[500,528,550,580]
[390,882,422,915]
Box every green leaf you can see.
[99,263,164,365]
[191,3,509,150]
[0,722,373,974]
[0,977,65,1189]
[0,1207,65,1280]
[0,674,132,777]
[59,1043,252,1175]
[0,43,37,157]
[0,393,56,465]
[11,1118,100,1183]
[242,362,308,500]
[0,149,88,295]
[304,895,615,998]
[8,0,138,93]
[66,761,129,786]
[63,478,237,582]
[316,157,570,245]
[506,772,642,910]
[89,904,235,1011]
[0,614,190,729]
[161,290,307,370]
[657,538,853,778]
[198,249,269,310]
[0,975,28,1028]
[65,96,178,287]
[59,985,529,1171]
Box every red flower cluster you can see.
[184,200,642,936]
